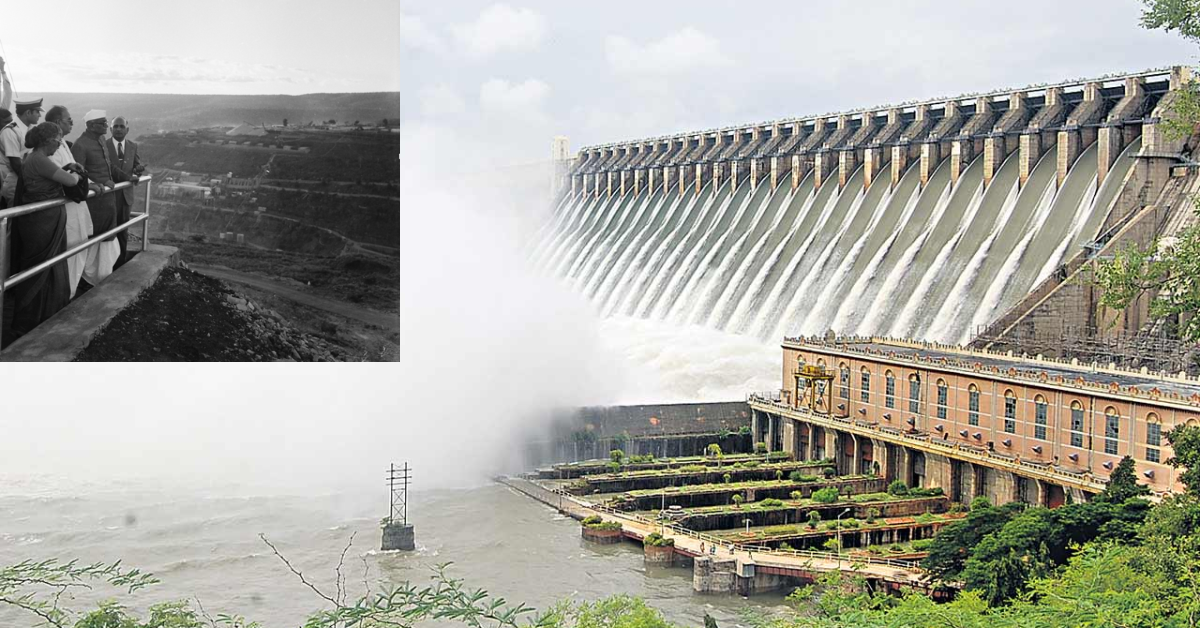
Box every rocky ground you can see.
[76,267,344,362]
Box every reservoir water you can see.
[0,474,786,627]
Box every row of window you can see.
[805,357,1171,463]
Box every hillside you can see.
[34,92,400,140]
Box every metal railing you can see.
[748,395,1108,491]
[0,175,152,352]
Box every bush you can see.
[738,426,752,436]
[911,538,935,551]
[865,507,880,524]
[759,498,785,508]
[970,496,993,511]
[888,544,905,553]
[909,487,945,497]
[723,473,732,484]
[706,443,723,457]
[582,515,602,526]
[731,494,745,507]
[606,461,621,473]
[812,487,840,504]
[823,467,837,478]
[841,518,859,529]
[807,511,821,528]
[610,449,625,464]
[741,461,759,469]
[790,490,804,500]
[948,502,967,514]
[915,513,937,524]
[679,465,705,473]
[888,480,910,496]
[755,442,768,454]
[822,538,840,551]
[644,532,674,547]
[778,541,793,551]
[790,471,818,482]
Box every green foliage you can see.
[789,471,818,482]
[822,467,836,478]
[738,425,752,436]
[606,461,621,473]
[706,443,723,458]
[865,508,880,524]
[678,464,705,473]
[807,510,821,528]
[790,490,804,501]
[723,473,732,484]
[755,442,769,454]
[0,559,159,628]
[887,480,909,496]
[811,487,840,504]
[731,494,745,507]
[759,498,785,508]
[643,533,674,548]
[921,502,1024,580]
[609,449,625,464]
[970,495,992,511]
[908,487,944,498]
[1097,455,1152,503]
[911,538,934,552]
[568,595,677,628]
[821,538,840,552]
[1167,424,1200,496]
[775,470,784,481]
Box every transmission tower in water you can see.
[381,462,415,551]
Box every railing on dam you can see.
[747,394,1108,493]
[0,176,152,353]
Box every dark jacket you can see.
[71,130,129,237]
[107,137,143,207]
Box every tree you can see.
[609,449,624,464]
[807,511,821,528]
[1167,424,1200,496]
[1097,455,1152,503]
[731,494,744,508]
[921,502,1023,580]
[706,443,722,458]
[1093,0,1200,341]
[888,480,909,496]
[755,442,768,454]
[812,487,839,504]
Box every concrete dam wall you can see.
[535,68,1198,346]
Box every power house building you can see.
[747,336,1200,506]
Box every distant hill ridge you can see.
[33,92,400,141]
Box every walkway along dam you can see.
[533,67,1200,347]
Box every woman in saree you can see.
[8,121,81,339]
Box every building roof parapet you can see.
[577,68,1175,154]
[781,334,1200,409]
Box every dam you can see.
[534,67,1198,349]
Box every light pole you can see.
[836,507,852,571]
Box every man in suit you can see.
[107,116,144,269]
[71,110,128,286]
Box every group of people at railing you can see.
[0,98,145,347]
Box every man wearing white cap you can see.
[71,109,128,286]
[0,97,42,207]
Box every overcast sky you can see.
[1,0,400,95]
[401,0,1199,168]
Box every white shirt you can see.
[113,139,126,158]
[0,117,29,159]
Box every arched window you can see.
[1069,401,1085,448]
[1104,407,1120,455]
[936,379,948,420]
[839,363,850,400]
[908,373,922,414]
[1003,390,1017,434]
[1034,395,1048,440]
[968,384,980,426]
[885,371,895,409]
[1146,413,1162,463]
[860,367,871,403]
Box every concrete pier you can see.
[381,522,415,551]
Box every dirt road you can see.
[191,264,398,329]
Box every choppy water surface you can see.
[0,476,787,627]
